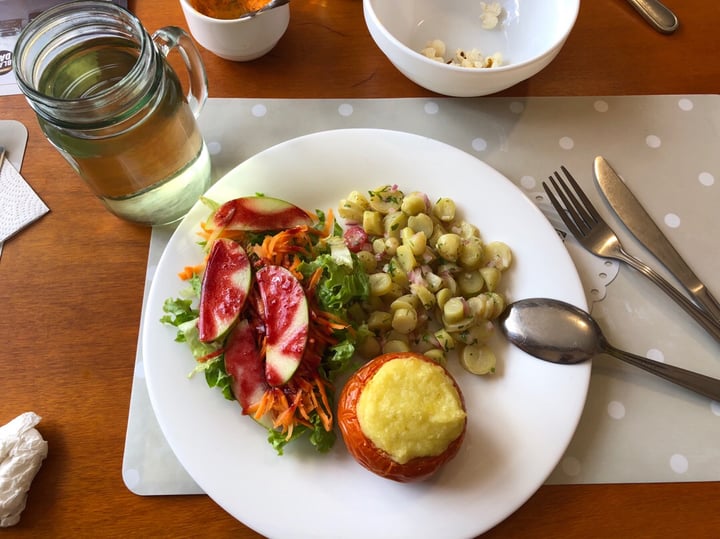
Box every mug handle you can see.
[152,26,208,118]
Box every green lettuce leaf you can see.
[161,298,220,361]
[189,355,233,400]
[298,254,370,315]
[267,413,336,455]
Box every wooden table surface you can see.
[2,1,719,537]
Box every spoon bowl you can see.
[499,298,602,365]
[499,298,720,401]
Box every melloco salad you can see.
[161,187,512,455]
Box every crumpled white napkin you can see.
[0,153,49,244]
[0,412,48,527]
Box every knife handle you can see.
[625,0,679,34]
[617,247,720,345]
[634,223,720,323]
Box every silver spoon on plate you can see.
[498,298,720,401]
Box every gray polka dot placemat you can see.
[123,95,720,495]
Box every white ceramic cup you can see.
[179,0,290,61]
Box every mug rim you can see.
[179,0,285,24]
[13,0,158,122]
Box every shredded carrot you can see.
[307,330,336,346]
[273,391,302,430]
[197,221,214,241]
[204,224,226,252]
[199,219,248,244]
[307,266,324,291]
[252,225,321,272]
[196,347,224,363]
[178,262,206,281]
[248,389,273,419]
[314,376,333,431]
[247,373,334,441]
[286,255,305,279]
[321,208,335,238]
[320,310,353,331]
[313,309,353,335]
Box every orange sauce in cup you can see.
[188,0,271,19]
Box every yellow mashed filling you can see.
[356,357,466,465]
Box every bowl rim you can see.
[179,0,289,24]
[362,0,580,73]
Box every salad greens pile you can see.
[161,200,370,454]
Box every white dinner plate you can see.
[143,128,590,538]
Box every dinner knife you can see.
[594,155,720,323]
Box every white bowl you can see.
[179,0,290,62]
[363,0,579,97]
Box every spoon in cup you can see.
[498,298,720,401]
[238,0,289,20]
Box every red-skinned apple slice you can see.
[198,238,252,342]
[224,319,269,421]
[256,265,309,386]
[211,196,314,231]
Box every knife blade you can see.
[594,155,720,322]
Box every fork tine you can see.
[559,165,602,223]
[542,178,585,238]
[550,171,593,232]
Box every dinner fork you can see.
[543,166,720,345]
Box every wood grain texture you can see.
[1,0,719,537]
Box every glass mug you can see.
[13,1,211,226]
